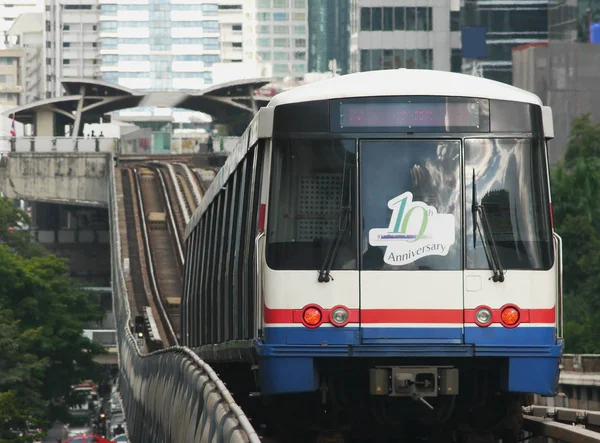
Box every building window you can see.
[394,7,405,30]
[257,12,270,20]
[100,21,117,31]
[258,38,271,48]
[63,42,70,48]
[360,8,370,31]
[0,75,14,83]
[273,0,288,7]
[360,49,433,71]
[63,60,70,65]
[293,0,305,7]
[232,24,242,31]
[292,12,305,21]
[274,38,289,47]
[0,57,13,65]
[273,64,288,73]
[451,48,462,73]
[274,51,289,60]
[274,25,289,34]
[63,24,70,31]
[293,51,305,60]
[274,12,288,21]
[450,10,460,31]
[257,51,271,60]
[257,0,270,7]
[383,7,393,31]
[294,25,306,34]
[232,42,242,48]
[294,38,305,47]
[371,8,382,31]
[258,25,270,33]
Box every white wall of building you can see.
[0,0,43,36]
[44,0,100,98]
[350,0,461,73]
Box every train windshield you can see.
[267,137,553,272]
[465,138,553,270]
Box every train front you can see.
[259,91,562,419]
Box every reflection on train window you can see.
[360,140,462,271]
[267,139,357,270]
[465,138,553,270]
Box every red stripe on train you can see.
[263,306,556,325]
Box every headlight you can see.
[475,308,492,326]
[330,307,349,326]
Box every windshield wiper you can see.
[318,165,352,283]
[471,169,505,283]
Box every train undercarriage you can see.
[214,358,531,443]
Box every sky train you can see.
[181,69,563,440]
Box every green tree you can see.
[0,199,105,437]
[552,113,600,353]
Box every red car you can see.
[64,435,114,443]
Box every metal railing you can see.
[523,406,600,441]
[108,155,260,443]
[0,136,120,153]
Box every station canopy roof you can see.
[6,78,274,126]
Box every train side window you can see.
[203,206,217,343]
[191,221,203,346]
[224,173,240,341]
[214,190,227,343]
[244,143,264,339]
[228,171,242,339]
[240,150,256,338]
[198,216,209,344]
[181,229,194,344]
[233,158,250,339]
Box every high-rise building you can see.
[0,0,43,39]
[0,48,23,107]
[8,13,45,105]
[99,0,219,91]
[461,0,550,85]
[350,0,461,73]
[549,0,600,43]
[308,0,350,75]
[211,0,272,84]
[44,0,101,98]
[253,0,309,80]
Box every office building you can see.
[350,0,461,73]
[513,41,600,164]
[308,0,351,75]
[8,13,45,105]
[461,0,550,84]
[0,0,43,38]
[99,0,219,91]
[44,0,100,98]
[252,0,309,80]
[549,0,599,42]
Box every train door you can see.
[359,139,465,344]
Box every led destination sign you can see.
[337,98,487,132]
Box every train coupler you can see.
[369,366,459,398]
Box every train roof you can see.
[268,69,543,108]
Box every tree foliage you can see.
[0,199,105,438]
[552,113,600,353]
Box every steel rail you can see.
[163,161,190,225]
[176,161,203,206]
[132,168,178,346]
[156,168,185,266]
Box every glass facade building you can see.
[549,0,600,42]
[99,1,219,91]
[461,0,550,85]
[307,0,351,75]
